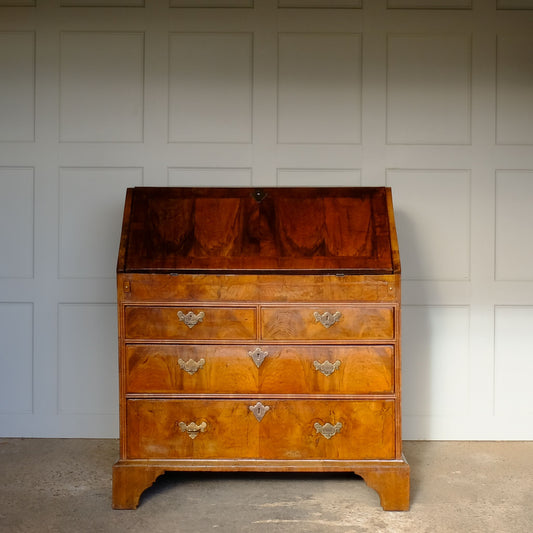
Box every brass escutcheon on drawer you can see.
[249,401,270,422]
[248,348,269,368]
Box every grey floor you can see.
[1,439,532,533]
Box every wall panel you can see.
[170,0,253,6]
[61,0,144,5]
[494,307,533,416]
[497,0,533,8]
[278,33,362,144]
[168,33,253,143]
[278,1,361,7]
[403,306,470,417]
[168,167,252,187]
[495,170,533,280]
[0,0,34,5]
[58,304,118,415]
[496,34,533,144]
[0,168,34,279]
[387,169,471,281]
[387,33,471,145]
[277,168,361,187]
[59,167,143,279]
[59,32,144,142]
[0,303,33,414]
[0,32,35,142]
[387,0,471,8]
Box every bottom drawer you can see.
[126,399,396,460]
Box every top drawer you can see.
[124,306,257,340]
[261,306,394,341]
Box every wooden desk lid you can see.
[118,187,400,275]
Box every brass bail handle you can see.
[313,360,341,377]
[177,310,205,328]
[314,422,342,439]
[178,421,207,440]
[178,358,205,375]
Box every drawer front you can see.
[125,399,395,460]
[261,306,394,341]
[124,306,257,340]
[126,399,259,459]
[125,344,394,395]
[258,345,394,395]
[258,399,395,460]
[125,344,258,394]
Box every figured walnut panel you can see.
[258,399,395,460]
[121,187,395,274]
[125,344,394,395]
[261,306,394,341]
[118,273,400,304]
[126,399,395,461]
[125,344,259,394]
[124,306,257,340]
[126,399,260,459]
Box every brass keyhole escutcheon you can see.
[249,402,270,422]
[248,348,269,368]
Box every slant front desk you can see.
[112,187,410,511]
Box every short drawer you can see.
[125,399,396,460]
[261,306,394,341]
[125,344,394,395]
[123,306,257,340]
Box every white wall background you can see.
[1,0,533,439]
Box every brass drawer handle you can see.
[314,311,341,329]
[249,401,270,422]
[178,421,207,440]
[178,358,205,375]
[177,310,205,328]
[314,422,342,440]
[313,360,341,377]
[248,347,269,368]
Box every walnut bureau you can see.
[112,187,410,511]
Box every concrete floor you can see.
[0,439,532,533]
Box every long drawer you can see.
[261,306,394,341]
[125,344,394,395]
[124,306,257,340]
[125,399,396,460]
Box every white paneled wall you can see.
[0,1,532,439]
[169,32,253,143]
[59,32,145,142]
[386,33,471,145]
[0,33,35,142]
[277,32,362,144]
